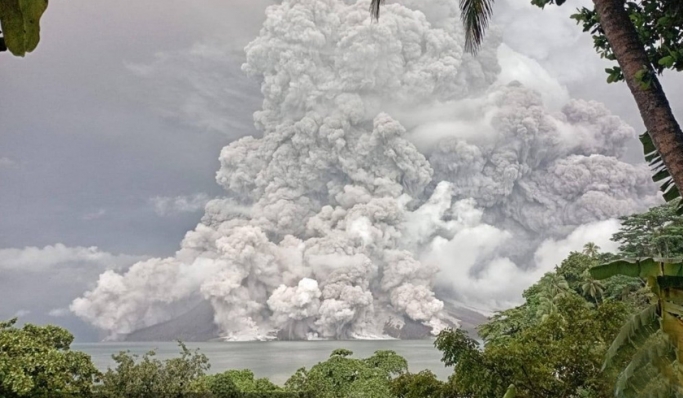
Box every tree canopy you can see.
[283,349,409,398]
[612,201,683,258]
[571,0,683,84]
[0,318,100,397]
[94,342,210,398]
[436,276,631,397]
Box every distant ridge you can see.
[124,300,219,342]
[123,299,489,342]
[441,299,489,338]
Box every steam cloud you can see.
[72,0,659,340]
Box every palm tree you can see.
[580,275,604,303]
[533,274,570,321]
[582,242,600,258]
[541,273,570,299]
[535,295,559,322]
[370,0,683,201]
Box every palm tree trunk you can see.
[593,0,683,192]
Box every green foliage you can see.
[331,348,353,358]
[641,132,683,214]
[591,258,662,280]
[581,274,605,302]
[537,272,571,299]
[192,371,241,398]
[481,252,616,345]
[502,384,516,398]
[434,328,479,368]
[529,0,566,9]
[602,304,660,370]
[437,294,631,397]
[435,328,500,398]
[602,274,646,302]
[439,241,643,398]
[217,369,281,393]
[605,66,624,84]
[485,295,628,398]
[554,252,596,293]
[611,202,683,257]
[478,305,533,345]
[532,273,572,320]
[615,332,679,398]
[284,367,309,393]
[579,210,683,393]
[96,342,210,397]
[363,350,408,378]
[589,256,683,393]
[0,318,100,397]
[0,0,48,56]
[459,0,495,53]
[196,368,314,397]
[582,242,601,258]
[390,370,447,398]
[284,349,408,398]
[571,0,683,82]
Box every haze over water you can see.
[74,340,449,385]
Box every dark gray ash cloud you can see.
[1,0,679,341]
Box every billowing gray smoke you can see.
[71,0,659,340]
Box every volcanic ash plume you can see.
[72,0,659,340]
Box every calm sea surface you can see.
[73,340,450,385]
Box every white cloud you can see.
[82,209,107,221]
[495,0,596,85]
[496,43,570,110]
[425,217,622,312]
[0,243,142,273]
[150,193,212,216]
[534,219,621,270]
[14,309,30,318]
[0,157,17,168]
[48,308,70,317]
[0,244,145,327]
[425,221,523,311]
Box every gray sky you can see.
[1,0,681,341]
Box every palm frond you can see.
[370,0,384,20]
[640,131,683,215]
[460,0,495,53]
[370,0,495,54]
[603,303,660,370]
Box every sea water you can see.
[73,340,450,385]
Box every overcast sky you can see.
[1,0,681,341]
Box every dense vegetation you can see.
[2,202,682,397]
